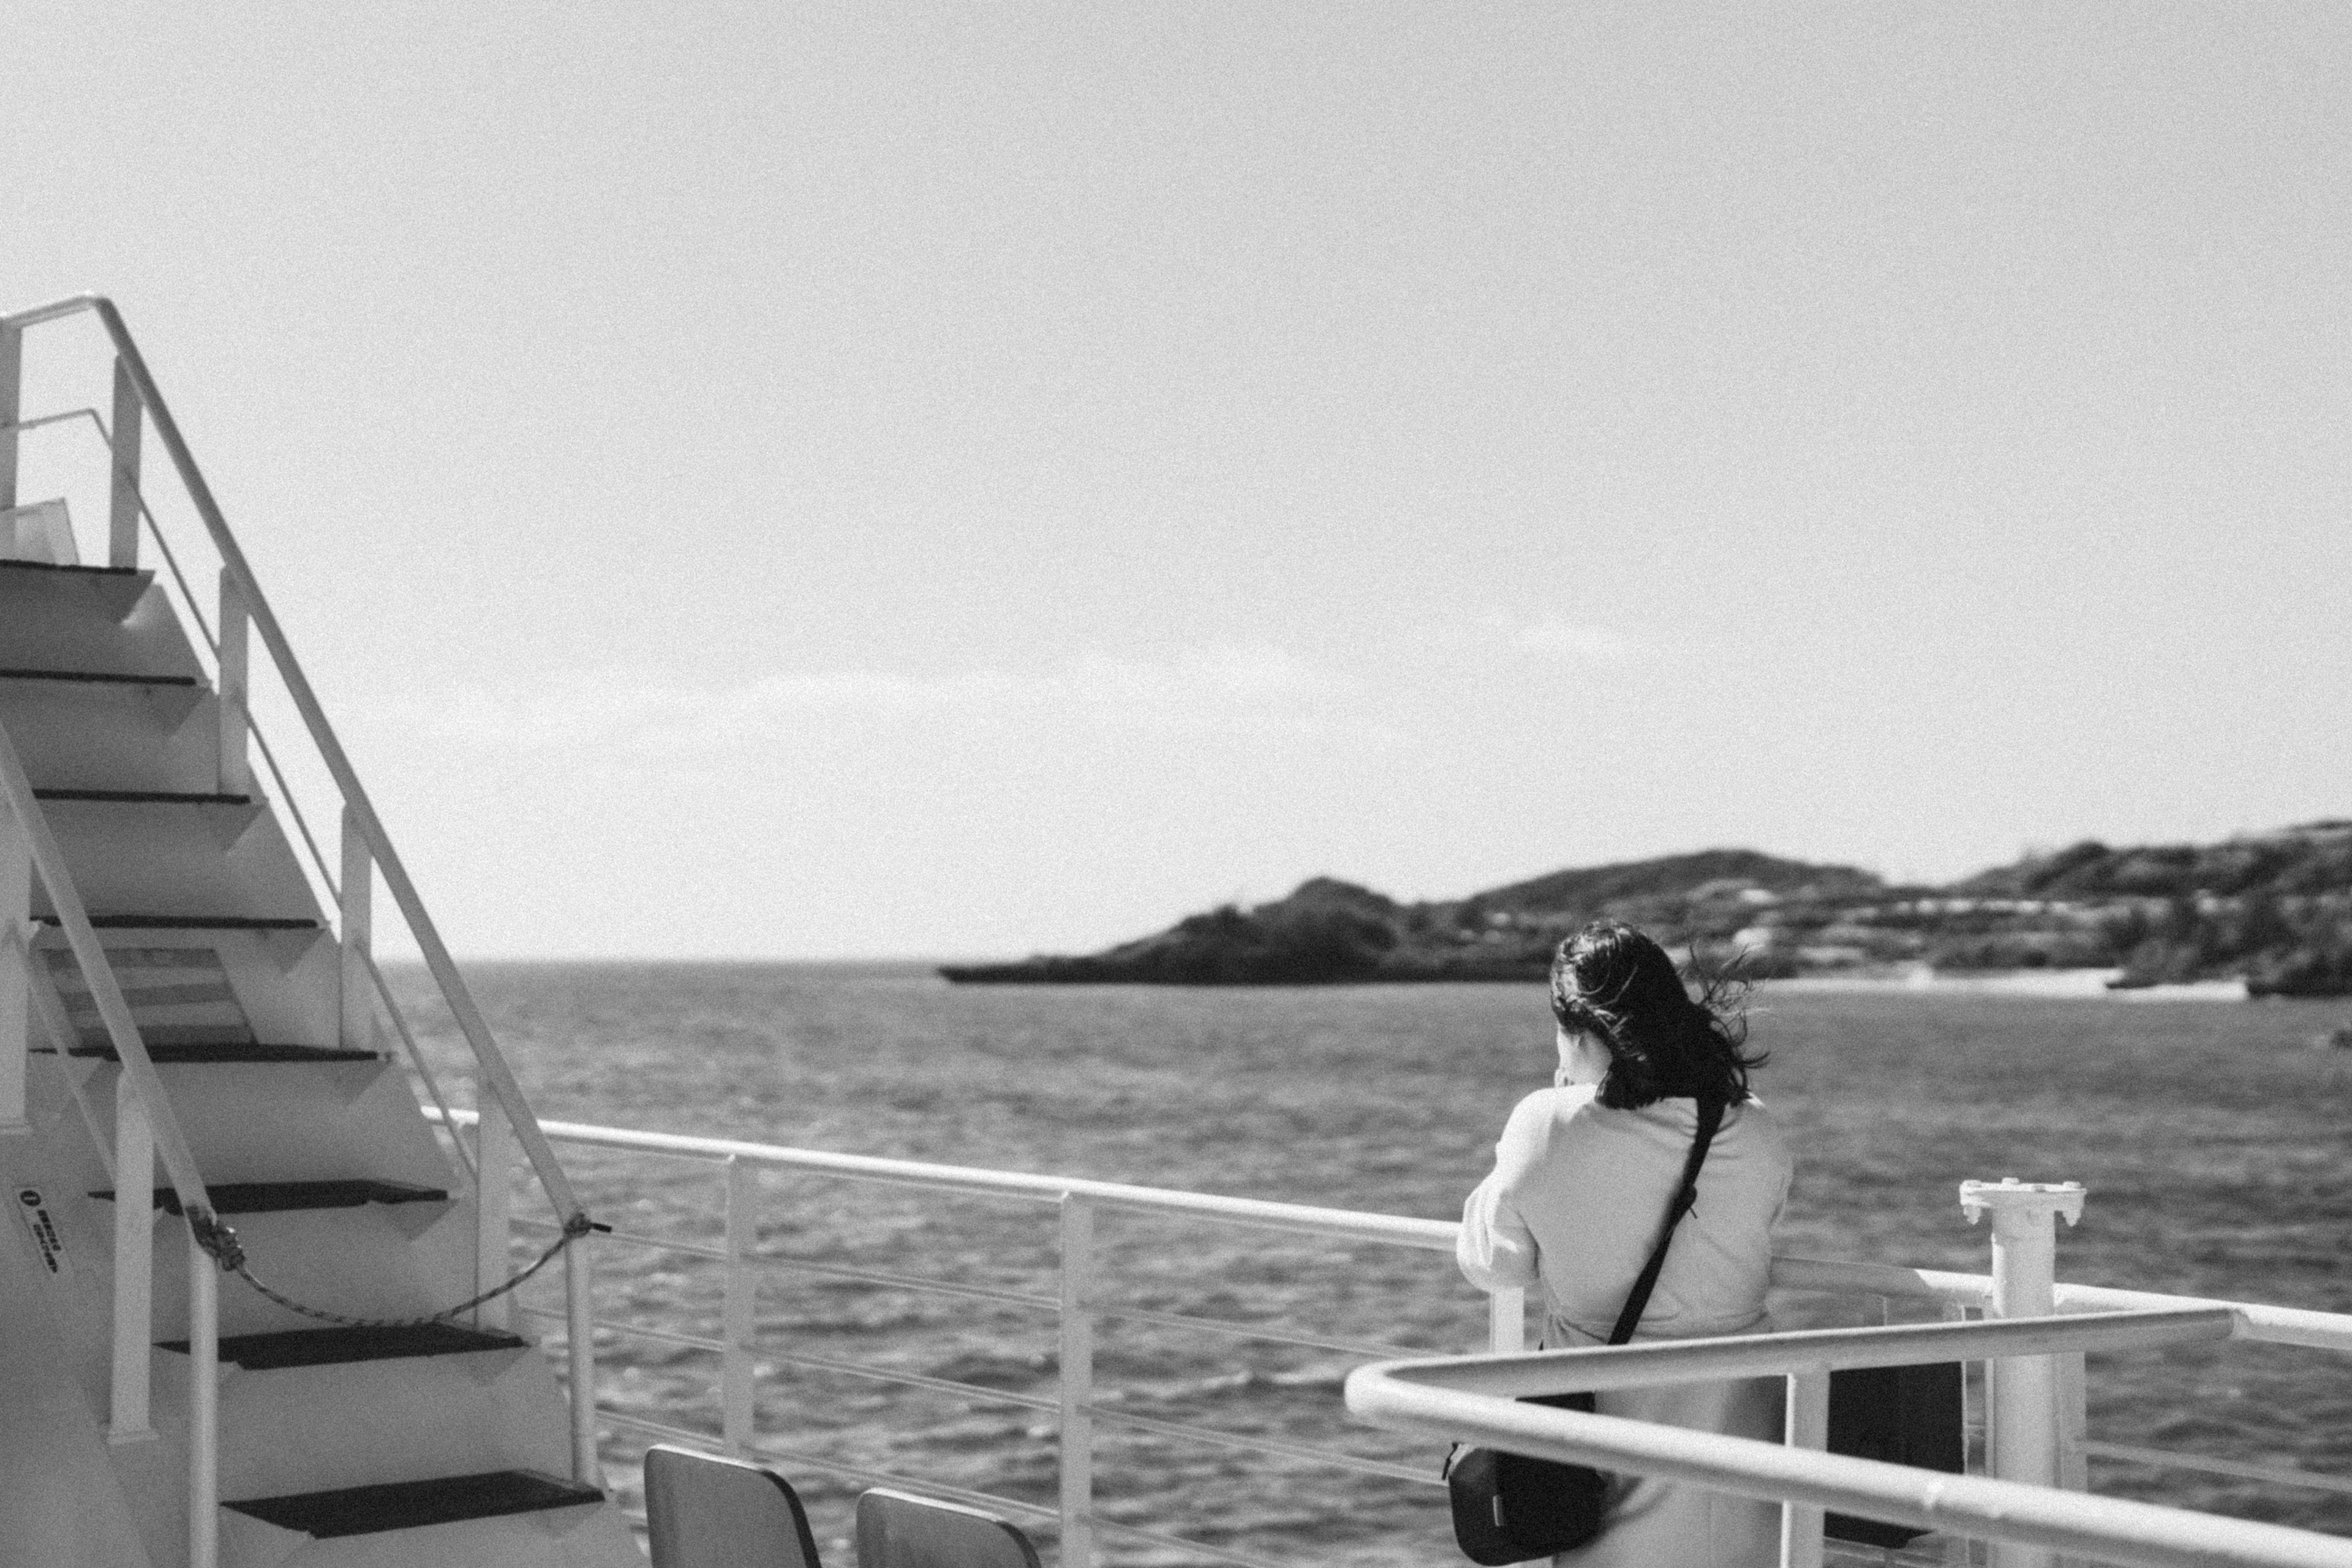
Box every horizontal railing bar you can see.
[512,1215,1065,1311]
[753,1256,1060,1311]
[1374,1308,2236,1399]
[2082,1441,2352,1499]
[2052,1283,2352,1354]
[1085,1404,1438,1485]
[758,1350,1061,1413]
[586,1226,727,1262]
[524,1306,1067,1414]
[1086,1513,1293,1568]
[433,1108,1458,1251]
[1349,1373,2352,1568]
[0,407,103,438]
[1771,1254,1995,1308]
[1093,1301,1427,1360]
[524,1310,723,1356]
[1,295,104,328]
[461,1110,2352,1351]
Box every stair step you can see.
[35,913,320,931]
[34,788,254,806]
[59,1042,379,1065]
[224,1469,603,1540]
[0,666,198,688]
[91,1179,450,1215]
[0,557,144,579]
[157,1322,527,1370]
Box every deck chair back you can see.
[645,1444,823,1568]
[854,1488,1042,1568]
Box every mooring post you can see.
[1962,1177,2086,1568]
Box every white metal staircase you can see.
[0,298,643,1567]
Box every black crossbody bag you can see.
[1444,1096,1724,1565]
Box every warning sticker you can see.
[15,1188,72,1281]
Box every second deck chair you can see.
[644,1444,823,1568]
[853,1488,1042,1568]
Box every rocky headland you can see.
[940,823,2352,996]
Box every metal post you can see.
[1058,1194,1096,1568]
[110,1089,157,1442]
[1963,1178,2086,1568]
[338,807,372,1053]
[1487,1286,1526,1354]
[216,573,250,795]
[0,322,20,513]
[723,1157,759,1454]
[566,1230,601,1487]
[187,1222,219,1568]
[2058,1351,2089,1491]
[0,802,29,1133]
[1781,1365,1831,1568]
[108,358,142,568]
[473,1109,514,1331]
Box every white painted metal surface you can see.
[568,1229,604,1487]
[1057,1195,1097,1568]
[1964,1178,2086,1568]
[446,1108,2352,1568]
[107,358,141,569]
[476,1105,516,1332]
[0,801,27,1133]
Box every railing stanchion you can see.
[473,1109,514,1331]
[1964,1180,2085,1568]
[1058,1194,1096,1568]
[108,357,142,568]
[0,320,20,511]
[1781,1365,1830,1568]
[337,806,373,1053]
[723,1156,760,1455]
[1487,1286,1526,1355]
[567,1226,602,1487]
[109,1091,157,1442]
[216,571,250,796]
[2059,1350,2088,1491]
[0,804,29,1133]
[187,1223,220,1568]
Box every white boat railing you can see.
[426,1108,2352,1568]
[1,295,601,1562]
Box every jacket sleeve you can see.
[1455,1092,1553,1292]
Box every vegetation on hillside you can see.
[939,823,2352,994]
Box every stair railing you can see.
[0,725,228,1568]
[3,296,603,1494]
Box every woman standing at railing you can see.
[1457,921,1792,1566]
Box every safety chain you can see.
[187,1207,601,1330]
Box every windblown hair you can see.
[1549,920,1766,1109]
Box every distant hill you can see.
[939,824,2352,995]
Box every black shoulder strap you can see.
[1604,1096,1725,1346]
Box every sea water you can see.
[386,965,2352,1564]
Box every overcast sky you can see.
[10,3,2347,959]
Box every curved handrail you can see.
[1345,1311,2352,1568]
[1,293,579,1227]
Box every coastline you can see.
[1763,966,2252,1002]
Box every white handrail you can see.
[0,293,582,1228]
[1345,1314,2352,1568]
[444,1107,2352,1567]
[437,1107,1458,1251]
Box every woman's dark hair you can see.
[1550,920,1766,1109]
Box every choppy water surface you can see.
[388,967,2352,1563]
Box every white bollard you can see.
[1962,1177,2086,1568]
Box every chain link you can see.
[187,1207,597,1330]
